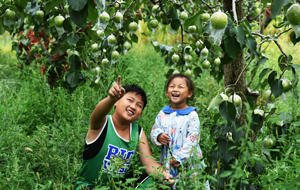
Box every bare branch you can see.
[224,58,254,90]
[276,28,292,38]
[200,0,220,12]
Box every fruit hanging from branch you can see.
[54,15,65,27]
[286,4,300,38]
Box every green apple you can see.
[202,13,210,22]
[35,10,44,21]
[282,78,292,92]
[150,19,159,29]
[229,94,242,107]
[263,89,275,103]
[202,60,210,69]
[184,69,192,78]
[100,11,110,23]
[286,4,300,25]
[95,66,101,74]
[211,11,228,30]
[101,58,109,65]
[263,137,275,149]
[184,54,193,63]
[97,30,105,38]
[114,11,123,23]
[220,93,228,101]
[188,25,197,34]
[107,34,117,45]
[196,40,204,49]
[111,50,119,60]
[123,41,131,50]
[91,43,99,52]
[172,53,179,63]
[200,47,209,57]
[179,11,188,21]
[4,9,16,20]
[214,57,221,66]
[152,5,160,14]
[173,70,180,74]
[254,109,264,116]
[129,21,138,31]
[54,15,65,27]
[95,78,100,84]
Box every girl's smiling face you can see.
[166,77,193,110]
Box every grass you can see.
[0,22,299,189]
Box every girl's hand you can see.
[158,133,170,145]
[170,157,180,168]
[109,75,125,101]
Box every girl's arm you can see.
[150,112,165,146]
[173,111,201,164]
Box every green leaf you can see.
[268,71,277,86]
[224,36,242,60]
[211,150,220,168]
[95,0,105,11]
[245,36,259,58]
[252,160,266,176]
[240,21,252,36]
[170,19,181,31]
[45,0,61,14]
[63,17,75,33]
[0,18,5,35]
[218,139,235,163]
[257,56,268,66]
[69,54,81,71]
[152,41,160,52]
[250,113,263,132]
[169,7,178,20]
[271,0,293,20]
[131,33,138,43]
[193,66,202,79]
[94,187,108,190]
[69,3,89,27]
[219,170,233,178]
[236,26,246,48]
[262,0,272,5]
[67,71,79,88]
[87,28,98,42]
[183,10,203,32]
[68,0,88,12]
[219,101,236,124]
[207,94,223,111]
[232,122,244,143]
[271,79,283,97]
[278,112,293,123]
[290,31,300,45]
[67,33,79,46]
[87,0,98,24]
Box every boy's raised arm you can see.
[89,76,125,131]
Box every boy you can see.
[76,76,174,189]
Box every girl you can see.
[150,73,209,189]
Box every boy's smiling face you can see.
[114,92,144,123]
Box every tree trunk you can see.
[223,0,247,125]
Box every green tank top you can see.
[76,115,141,188]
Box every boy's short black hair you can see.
[165,73,194,92]
[124,85,147,110]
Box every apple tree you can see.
[1,0,300,189]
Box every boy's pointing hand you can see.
[109,75,126,101]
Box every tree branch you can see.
[224,58,254,90]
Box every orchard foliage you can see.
[1,0,300,189]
